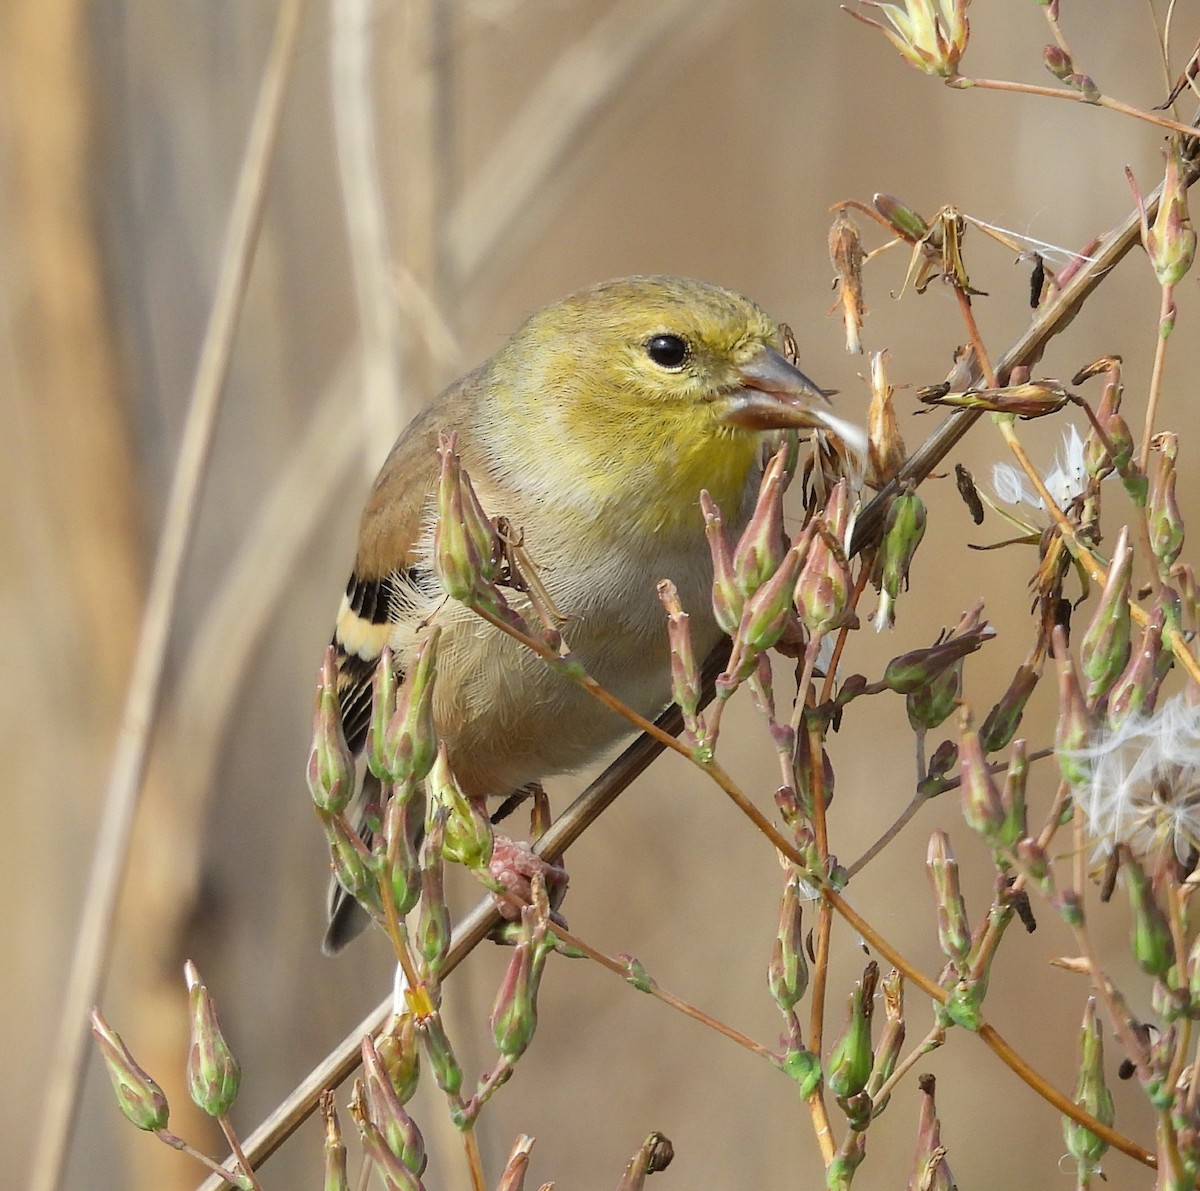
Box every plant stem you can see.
[1139,283,1175,470]
[956,75,1200,141]
[552,925,776,1061]
[219,1116,266,1191]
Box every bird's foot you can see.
[487,835,568,922]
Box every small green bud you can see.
[185,961,241,1118]
[365,650,398,781]
[420,1014,463,1097]
[385,629,441,788]
[382,795,422,918]
[1052,627,1093,787]
[873,485,926,630]
[321,808,379,913]
[362,1036,427,1176]
[90,1009,170,1132]
[1124,851,1174,978]
[1106,608,1167,729]
[1063,998,1114,1180]
[428,744,493,870]
[1079,527,1133,703]
[1148,432,1184,570]
[375,1014,421,1106]
[415,814,451,980]
[735,535,807,657]
[308,647,355,814]
[997,739,1029,850]
[827,964,877,1100]
[873,193,930,243]
[778,1046,823,1098]
[768,877,809,1013]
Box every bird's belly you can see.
[407,540,720,798]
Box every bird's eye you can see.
[645,334,689,370]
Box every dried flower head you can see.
[991,425,1087,515]
[1068,694,1200,873]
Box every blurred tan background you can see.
[6,1,1200,1187]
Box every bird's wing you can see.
[332,402,445,753]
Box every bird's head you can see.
[486,276,862,525]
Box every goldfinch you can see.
[324,275,859,950]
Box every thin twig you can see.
[29,7,303,1190]
[330,0,405,453]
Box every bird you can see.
[323,274,861,952]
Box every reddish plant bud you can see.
[735,533,810,660]
[733,446,789,598]
[185,961,241,1118]
[491,902,551,1060]
[998,740,1029,850]
[658,580,705,749]
[909,1073,956,1191]
[795,482,854,637]
[90,1009,170,1132]
[496,1137,538,1191]
[886,602,993,695]
[865,969,906,1114]
[1106,608,1168,728]
[979,661,1039,754]
[362,1036,427,1177]
[701,490,742,635]
[957,708,1004,839]
[917,380,1069,418]
[1148,432,1184,570]
[1044,44,1073,81]
[926,830,971,972]
[768,877,810,1012]
[1142,136,1197,287]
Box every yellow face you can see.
[511,275,784,423]
[485,275,829,534]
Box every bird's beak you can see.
[719,346,866,454]
[718,346,832,430]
